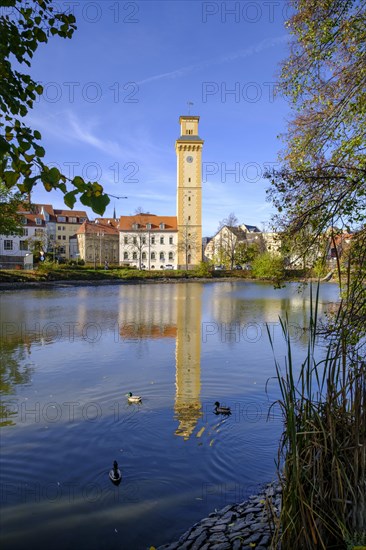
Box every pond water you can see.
[0,281,339,550]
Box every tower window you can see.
[188,216,191,221]
[188,196,191,202]
[188,178,191,182]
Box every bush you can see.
[193,262,212,277]
[252,252,285,280]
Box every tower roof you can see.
[179,115,200,122]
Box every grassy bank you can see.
[0,264,309,284]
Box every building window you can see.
[151,236,155,245]
[146,223,151,230]
[168,252,173,260]
[133,237,137,245]
[58,236,62,240]
[59,247,65,254]
[23,228,28,236]
[123,252,128,260]
[20,241,28,251]
[188,178,191,182]
[62,236,66,240]
[57,216,66,222]
[132,223,139,230]
[142,252,147,260]
[159,252,164,260]
[4,240,13,250]
[35,218,42,225]
[159,223,165,230]
[132,252,137,260]
[124,236,128,244]
[151,252,156,260]
[169,236,173,245]
[142,237,146,245]
[160,236,164,245]
[68,217,77,223]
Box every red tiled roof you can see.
[54,209,88,218]
[119,214,177,231]
[77,221,119,235]
[95,218,120,228]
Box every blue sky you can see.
[23,0,292,236]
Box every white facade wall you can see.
[119,230,178,269]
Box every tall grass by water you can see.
[268,285,366,549]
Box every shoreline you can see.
[155,480,281,550]
[0,276,335,292]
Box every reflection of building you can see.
[114,283,203,439]
[174,284,202,439]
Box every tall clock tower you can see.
[176,115,204,268]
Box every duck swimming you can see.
[109,460,122,485]
[214,402,231,415]
[126,392,142,403]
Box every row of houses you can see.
[0,202,351,270]
[0,205,186,269]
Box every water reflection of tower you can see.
[175,284,202,439]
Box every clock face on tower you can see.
[186,156,193,163]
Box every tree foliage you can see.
[0,183,23,236]
[0,0,110,214]
[267,0,366,231]
[267,0,366,354]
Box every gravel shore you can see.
[155,481,281,550]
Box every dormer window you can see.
[159,222,165,230]
[132,223,139,230]
[146,223,152,230]
[35,218,42,225]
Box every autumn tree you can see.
[267,0,366,346]
[0,0,110,214]
[216,212,241,269]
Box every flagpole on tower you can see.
[187,101,194,115]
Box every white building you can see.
[119,214,178,269]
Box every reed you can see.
[268,284,366,549]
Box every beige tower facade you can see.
[176,116,204,268]
[175,284,202,439]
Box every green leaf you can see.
[34,145,45,157]
[4,171,20,188]
[48,167,61,184]
[0,136,11,155]
[64,191,77,209]
[72,176,86,190]
[90,194,110,215]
